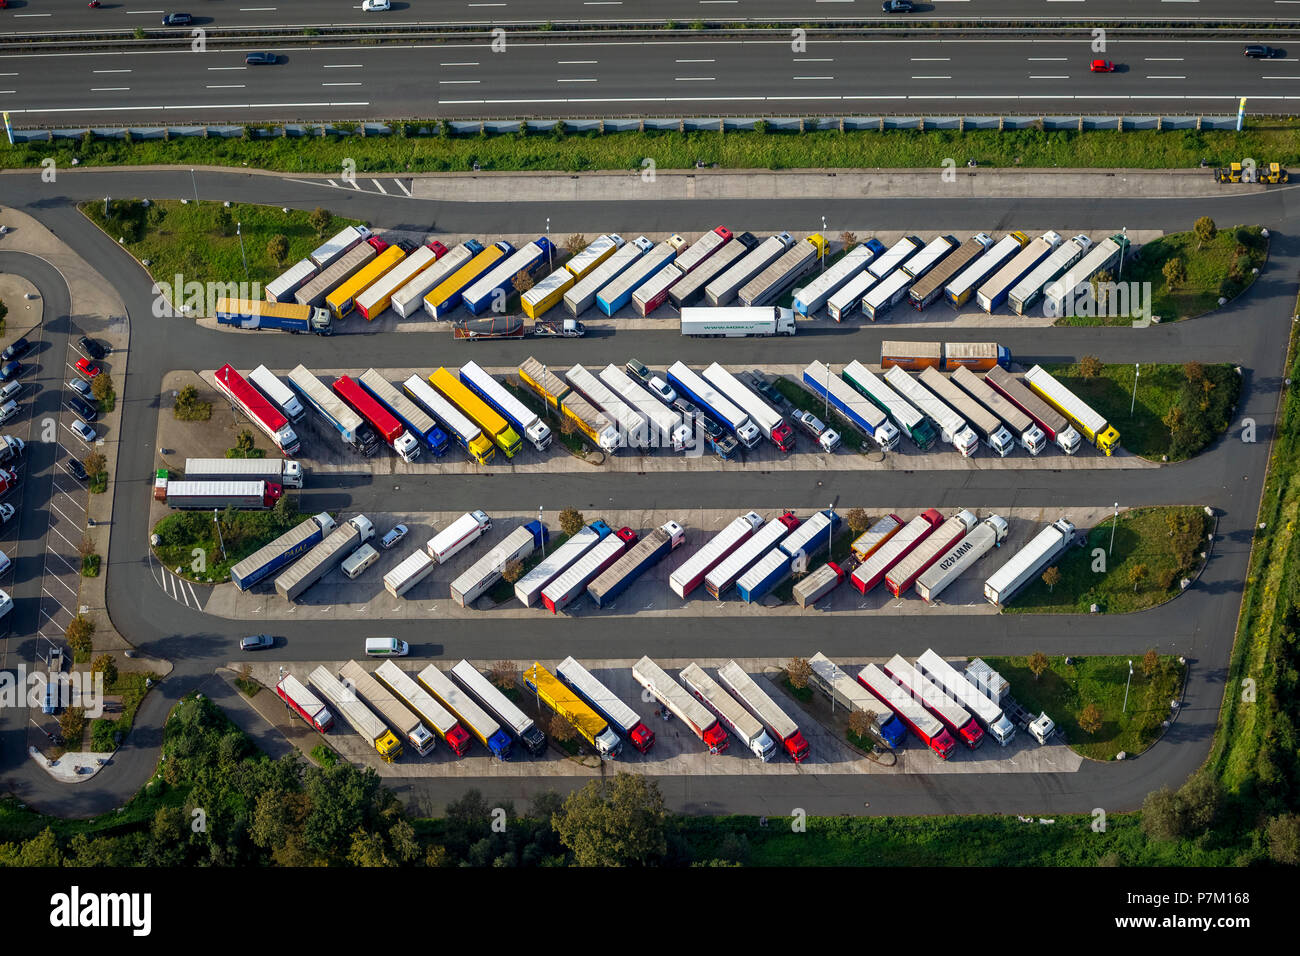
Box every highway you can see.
[3,36,1297,123]
[0,166,1293,817]
[5,0,1292,35]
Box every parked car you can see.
[381,524,408,550]
[245,52,278,65]
[68,378,92,399]
[794,409,828,439]
[625,358,651,384]
[0,589,12,621]
[2,338,30,362]
[75,358,101,379]
[161,13,193,25]
[748,374,785,409]
[239,634,275,651]
[1244,44,1279,58]
[0,550,10,576]
[71,420,97,443]
[77,335,106,360]
[0,361,21,383]
[362,0,391,8]
[65,459,88,481]
[647,376,676,404]
[1090,59,1116,73]
[672,396,701,420]
[882,0,914,10]
[0,503,13,525]
[66,396,97,421]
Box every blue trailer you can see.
[462,238,552,316]
[802,361,901,452]
[736,547,795,604]
[780,510,842,564]
[586,521,685,608]
[229,513,336,590]
[214,297,332,335]
[666,361,761,448]
[357,369,450,457]
[596,242,678,316]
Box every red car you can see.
[1090,60,1116,73]
[75,358,101,380]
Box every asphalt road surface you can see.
[5,36,1300,122]
[0,167,1295,817]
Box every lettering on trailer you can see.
[937,539,976,570]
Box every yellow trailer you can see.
[1024,364,1120,455]
[326,244,406,320]
[521,265,575,320]
[523,662,622,757]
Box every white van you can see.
[364,637,408,657]
[341,543,380,579]
[0,381,21,402]
[0,589,12,619]
[0,400,17,425]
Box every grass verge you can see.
[90,671,157,753]
[1005,506,1209,614]
[80,554,100,577]
[151,503,304,583]
[502,378,593,456]
[773,376,868,453]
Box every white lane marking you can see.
[240,6,279,10]
[47,525,79,551]
[126,9,166,13]
[793,76,835,80]
[438,80,480,84]
[7,101,371,116]
[323,64,364,68]
[676,59,715,63]
[1027,57,1067,61]
[558,78,598,83]
[15,12,53,16]
[185,579,200,607]
[1146,75,1187,79]
[394,179,412,196]
[47,550,79,576]
[372,178,387,194]
[1264,75,1300,79]
[1030,75,1070,79]
[93,70,133,74]
[0,92,16,95]
[440,62,479,66]
[41,589,72,617]
[910,58,950,61]
[207,85,247,89]
[557,60,598,64]
[327,179,339,187]
[208,66,247,71]
[1145,58,1185,61]
[0,74,16,77]
[322,82,362,86]
[675,77,716,81]
[90,87,131,92]
[910,75,953,79]
[794,58,835,62]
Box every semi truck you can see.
[667,361,761,448]
[427,510,492,564]
[674,226,733,274]
[286,365,379,457]
[858,662,956,759]
[702,363,795,452]
[827,266,878,323]
[802,361,901,451]
[883,366,978,457]
[806,652,906,748]
[564,234,623,281]
[518,357,619,453]
[739,233,827,307]
[566,363,650,450]
[402,375,496,465]
[916,513,1008,602]
[965,656,1056,744]
[212,364,301,455]
[945,231,1028,308]
[599,364,691,452]
[164,479,282,510]
[680,305,796,337]
[596,241,676,316]
[542,527,637,613]
[1042,234,1128,318]
[861,268,914,322]
[984,518,1076,607]
[883,654,983,749]
[452,316,526,340]
[231,513,336,590]
[669,233,757,308]
[275,674,334,733]
[792,561,846,608]
[375,660,473,756]
[392,241,483,318]
[868,235,921,279]
[522,265,575,320]
[417,665,513,759]
[885,509,977,597]
[355,242,446,320]
[450,659,547,757]
[429,367,522,458]
[184,456,302,487]
[879,341,1012,373]
[792,242,878,317]
[523,661,623,758]
[247,365,306,423]
[587,521,685,608]
[1025,364,1120,455]
[532,318,585,337]
[216,296,332,335]
[564,236,650,317]
[333,374,421,462]
[633,656,729,754]
[450,521,548,608]
[424,240,512,319]
[295,239,381,309]
[680,663,775,760]
[359,368,450,458]
[275,515,374,602]
[851,513,905,562]
[843,360,938,450]
[852,508,944,594]
[457,361,551,452]
[557,656,654,754]
[902,235,957,281]
[975,231,1062,313]
[308,665,401,762]
[705,511,800,599]
[908,233,993,310]
[326,243,407,320]
[383,549,435,598]
[737,511,840,603]
[462,238,552,316]
[984,365,1081,454]
[916,649,1016,746]
[516,521,609,607]
[309,225,371,269]
[1009,234,1091,315]
[917,367,1014,456]
[630,262,683,318]
[951,366,1047,455]
[705,232,793,306]
[670,511,763,599]
[340,660,436,756]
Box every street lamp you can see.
[827,502,833,566]
[236,221,248,279]
[190,167,199,204]
[539,506,545,557]
[1118,226,1127,282]
[1108,502,1119,556]
[214,508,227,561]
[1122,659,1134,713]
[823,360,829,421]
[546,217,552,270]
[1130,363,1140,417]
[821,215,827,271]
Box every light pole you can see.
[821,215,827,271]
[190,168,199,204]
[827,503,833,566]
[214,509,227,561]
[541,363,550,420]
[1130,363,1140,417]
[538,506,545,557]
[1122,659,1134,713]
[1117,226,1127,282]
[1108,502,1119,556]
[546,217,552,270]
[104,196,109,218]
[823,361,829,422]
[236,221,248,279]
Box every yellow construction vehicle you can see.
[1214,161,1290,183]
[1261,162,1290,184]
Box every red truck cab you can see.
[444,723,473,757]
[628,721,655,753]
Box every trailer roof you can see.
[884,367,964,437]
[703,363,782,432]
[884,654,972,731]
[951,366,1033,433]
[706,518,791,592]
[985,521,1071,596]
[803,362,889,432]
[309,665,388,742]
[844,361,925,432]
[680,662,765,742]
[919,367,1001,437]
[376,661,459,736]
[1025,365,1108,434]
[945,234,1023,298]
[543,533,626,605]
[527,662,609,741]
[289,365,364,436]
[808,653,895,720]
[418,665,502,740]
[516,526,601,604]
[859,663,945,738]
[716,660,799,742]
[558,656,644,734]
[632,656,716,731]
[915,649,1004,727]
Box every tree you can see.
[845,508,870,534]
[1141,649,1159,677]
[563,233,587,257]
[0,298,7,328]
[1141,786,1183,841]
[501,559,524,583]
[486,660,517,690]
[83,450,107,480]
[1078,702,1102,735]
[847,708,877,741]
[347,828,390,867]
[1162,257,1187,290]
[785,656,813,690]
[59,706,86,745]
[1079,355,1104,379]
[235,429,257,455]
[1176,770,1221,833]
[1193,216,1217,249]
[308,206,333,237]
[839,231,858,251]
[266,234,289,266]
[90,654,117,686]
[1129,563,1149,593]
[511,270,534,295]
[91,373,113,404]
[549,712,577,742]
[66,614,95,657]
[1266,814,1300,865]
[1041,566,1061,593]
[214,207,235,237]
[388,818,420,863]
[1163,403,1186,436]
[559,415,578,436]
[17,828,62,868]
[558,507,585,537]
[1028,652,1050,681]
[1182,361,1206,389]
[553,772,667,867]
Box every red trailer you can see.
[276,674,335,733]
[213,364,301,455]
[851,508,944,595]
[883,654,984,749]
[858,663,956,759]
